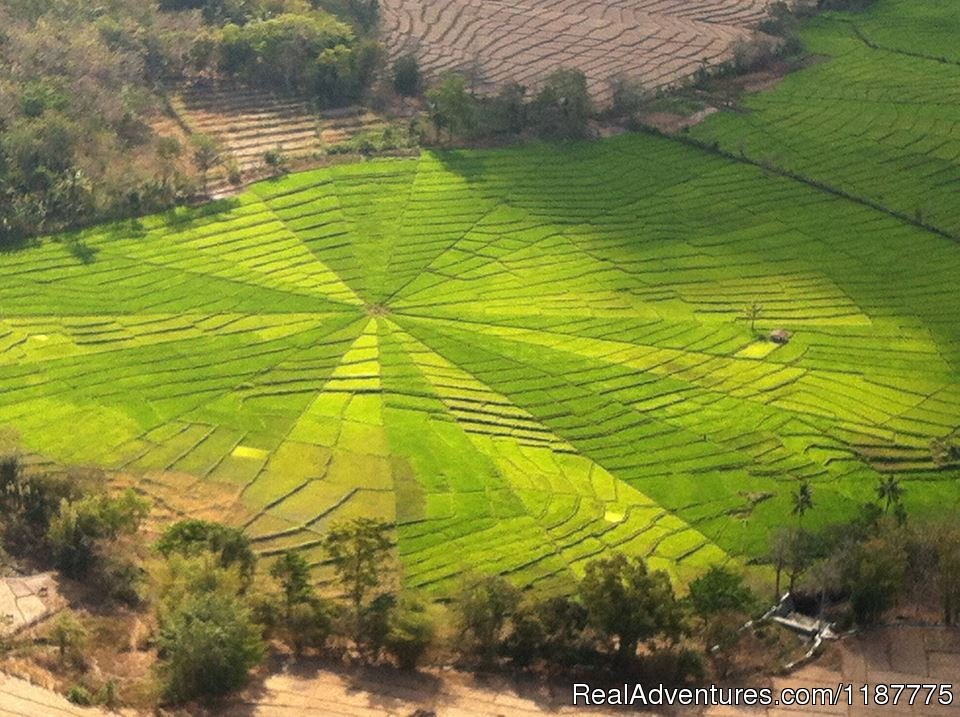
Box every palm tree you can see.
[876,475,904,514]
[792,481,814,524]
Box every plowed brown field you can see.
[381,0,773,102]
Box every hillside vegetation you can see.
[0,0,381,243]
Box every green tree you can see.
[426,74,476,141]
[610,75,646,117]
[155,136,182,190]
[483,83,528,136]
[530,69,593,139]
[688,565,755,617]
[346,0,379,31]
[281,600,333,656]
[157,589,265,702]
[47,489,149,578]
[579,553,685,665]
[741,302,763,334]
[270,551,313,609]
[0,458,82,546]
[392,54,421,97]
[190,134,221,195]
[383,597,435,669]
[844,536,906,625]
[937,529,960,626]
[155,519,256,580]
[323,517,392,636]
[688,566,756,678]
[792,481,814,524]
[504,594,589,667]
[876,476,905,515]
[217,12,354,93]
[454,573,520,665]
[48,612,88,665]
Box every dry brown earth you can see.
[214,627,960,717]
[167,87,388,196]
[380,0,773,103]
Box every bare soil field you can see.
[380,0,772,102]
[167,86,389,196]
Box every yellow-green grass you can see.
[1,128,958,594]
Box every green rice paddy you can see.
[692,0,960,237]
[3,0,959,593]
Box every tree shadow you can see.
[65,239,99,264]
[215,653,616,717]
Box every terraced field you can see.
[169,86,389,196]
[380,0,773,102]
[3,129,958,594]
[692,0,960,237]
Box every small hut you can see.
[770,329,793,345]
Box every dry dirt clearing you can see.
[380,0,772,102]
[217,627,960,717]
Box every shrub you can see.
[454,574,519,665]
[66,685,93,706]
[530,69,593,139]
[688,566,756,617]
[264,147,288,175]
[157,589,265,702]
[282,600,334,655]
[392,55,421,97]
[47,489,149,579]
[505,595,591,668]
[49,612,88,667]
[610,75,646,117]
[383,597,435,669]
[844,537,906,625]
[156,519,256,580]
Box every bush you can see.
[392,55,421,96]
[530,69,593,139]
[610,76,646,117]
[47,489,149,579]
[66,685,94,706]
[217,12,356,98]
[49,612,88,666]
[845,537,906,625]
[0,458,82,548]
[383,598,435,669]
[505,595,591,668]
[688,566,756,617]
[155,519,257,580]
[282,600,334,655]
[264,148,288,175]
[157,589,265,702]
[453,574,519,665]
